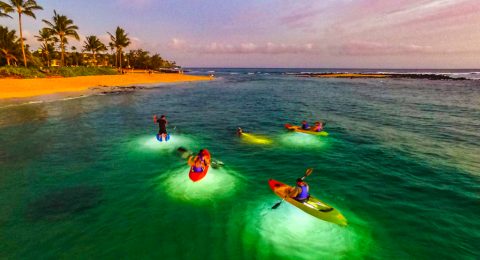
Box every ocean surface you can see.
[1,68,479,259]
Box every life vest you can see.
[191,155,206,172]
[295,184,309,200]
[302,123,309,130]
[192,166,204,172]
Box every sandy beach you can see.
[0,73,212,100]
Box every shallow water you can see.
[1,71,479,259]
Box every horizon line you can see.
[183,67,480,70]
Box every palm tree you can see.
[42,10,79,66]
[83,35,106,66]
[35,28,56,67]
[108,41,116,67]
[0,25,21,65]
[108,26,130,70]
[71,46,80,66]
[0,0,43,67]
[0,1,12,17]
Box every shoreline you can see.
[0,73,212,100]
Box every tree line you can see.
[0,0,177,70]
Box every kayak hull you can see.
[284,124,328,136]
[188,150,211,182]
[268,179,347,226]
[240,132,272,145]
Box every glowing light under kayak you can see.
[241,133,273,145]
[156,166,241,204]
[239,201,372,259]
[279,132,330,149]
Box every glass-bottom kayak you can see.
[269,179,347,226]
[284,123,329,136]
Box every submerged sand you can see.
[0,73,212,100]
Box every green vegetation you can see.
[83,35,107,66]
[0,26,21,65]
[108,26,130,70]
[0,2,179,76]
[1,0,43,67]
[0,66,118,78]
[42,10,79,66]
[0,66,45,78]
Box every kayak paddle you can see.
[177,147,224,168]
[271,168,313,209]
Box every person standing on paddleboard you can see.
[154,114,168,138]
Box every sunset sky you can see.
[2,0,480,68]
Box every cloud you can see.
[127,36,143,50]
[334,41,434,56]
[396,0,480,27]
[117,0,153,9]
[279,8,322,29]
[169,38,316,54]
[170,38,187,49]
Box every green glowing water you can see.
[0,73,479,259]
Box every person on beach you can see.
[312,121,324,132]
[290,178,310,202]
[188,149,210,172]
[154,114,168,138]
[301,120,309,130]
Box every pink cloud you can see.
[398,0,480,27]
[201,42,316,54]
[335,41,434,56]
[169,39,316,54]
[279,8,321,29]
[118,0,153,9]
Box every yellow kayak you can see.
[285,123,329,136]
[269,179,347,226]
[240,132,272,145]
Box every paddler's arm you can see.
[187,156,197,166]
[288,187,299,198]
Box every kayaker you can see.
[189,149,210,172]
[237,127,243,136]
[154,114,168,138]
[301,120,309,130]
[312,121,324,132]
[290,178,310,202]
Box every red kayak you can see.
[188,150,211,182]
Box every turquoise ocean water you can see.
[1,69,479,259]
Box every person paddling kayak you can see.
[312,121,325,132]
[154,114,168,139]
[236,127,243,136]
[188,149,211,172]
[301,120,309,130]
[290,177,310,202]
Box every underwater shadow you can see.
[26,185,102,221]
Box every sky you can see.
[1,0,480,68]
